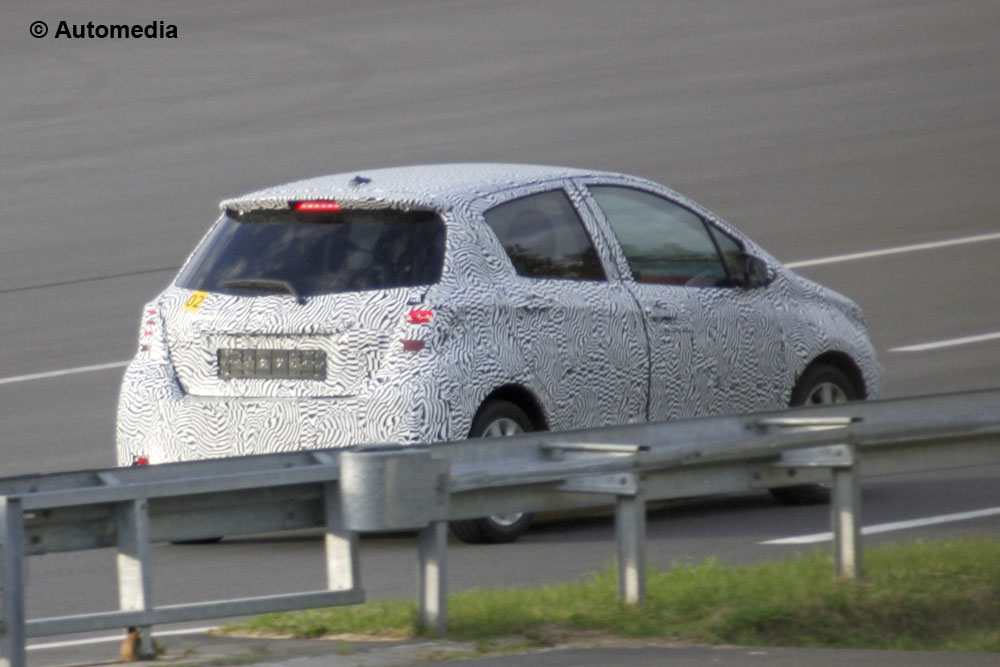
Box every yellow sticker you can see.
[184,291,208,312]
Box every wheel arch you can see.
[476,384,549,433]
[800,351,868,399]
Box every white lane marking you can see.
[785,231,1000,269]
[0,360,130,386]
[761,506,1000,545]
[27,625,219,651]
[890,331,1000,353]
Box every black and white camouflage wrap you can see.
[116,164,882,465]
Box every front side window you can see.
[176,207,445,296]
[483,189,605,281]
[588,186,729,287]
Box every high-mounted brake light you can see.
[406,309,433,324]
[293,201,341,212]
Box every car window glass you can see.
[588,186,728,286]
[483,189,606,281]
[708,224,745,282]
[176,208,445,296]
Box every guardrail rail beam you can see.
[1,389,999,659]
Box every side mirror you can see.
[742,254,773,289]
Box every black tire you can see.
[450,400,536,544]
[770,364,860,506]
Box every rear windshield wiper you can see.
[221,278,306,305]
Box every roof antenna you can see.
[350,175,371,186]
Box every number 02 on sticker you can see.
[184,291,208,312]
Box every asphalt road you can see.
[1,0,999,663]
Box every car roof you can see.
[220,163,614,212]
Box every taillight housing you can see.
[401,308,434,352]
[136,302,169,362]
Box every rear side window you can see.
[483,189,605,281]
[176,208,445,296]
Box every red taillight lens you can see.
[293,201,341,212]
[133,456,150,466]
[406,308,433,324]
[138,307,164,357]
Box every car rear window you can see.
[176,208,445,296]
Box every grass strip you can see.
[223,538,1000,652]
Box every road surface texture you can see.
[1,1,998,664]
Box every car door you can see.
[700,220,792,413]
[478,185,649,430]
[581,183,783,419]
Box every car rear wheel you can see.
[769,363,859,506]
[450,400,536,544]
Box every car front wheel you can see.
[770,363,859,505]
[450,400,536,544]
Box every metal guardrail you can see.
[2,389,1000,665]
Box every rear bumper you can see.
[115,358,449,465]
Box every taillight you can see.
[138,307,158,352]
[402,309,433,352]
[132,456,150,466]
[137,303,168,362]
[406,308,433,324]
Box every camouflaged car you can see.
[117,163,882,542]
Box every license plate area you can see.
[218,348,326,380]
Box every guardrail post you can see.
[116,499,155,659]
[417,521,448,636]
[759,417,862,580]
[340,447,448,635]
[558,467,646,606]
[0,497,26,667]
[830,445,862,579]
[616,489,646,606]
[324,482,360,592]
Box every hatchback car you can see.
[117,163,881,541]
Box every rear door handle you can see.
[648,300,679,322]
[523,296,556,312]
